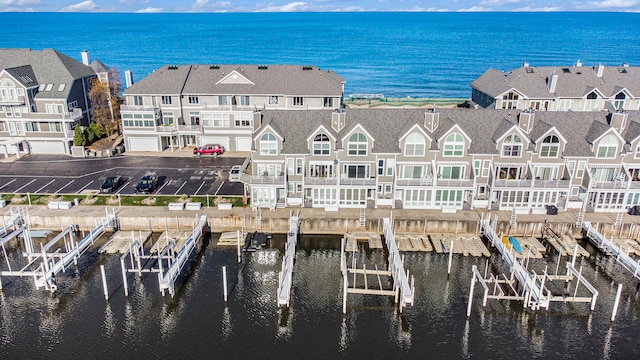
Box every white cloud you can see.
[583,0,639,8]
[457,6,491,11]
[189,0,232,11]
[59,0,116,12]
[0,0,40,5]
[136,6,163,12]
[254,2,310,12]
[514,5,562,11]
[479,0,522,5]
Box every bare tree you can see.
[88,68,122,137]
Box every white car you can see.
[229,165,241,182]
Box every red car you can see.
[193,144,224,157]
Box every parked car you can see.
[229,165,241,182]
[134,174,158,194]
[194,144,224,157]
[100,176,123,193]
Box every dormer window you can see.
[348,133,367,156]
[614,92,626,111]
[443,133,464,157]
[596,135,618,158]
[501,92,519,109]
[585,91,599,111]
[502,134,523,157]
[404,132,425,156]
[540,135,560,157]
[260,133,277,155]
[313,133,330,155]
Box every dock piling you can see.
[447,240,454,275]
[611,283,623,321]
[100,265,108,301]
[223,266,228,302]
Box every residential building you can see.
[241,107,640,213]
[120,64,345,152]
[0,49,97,157]
[470,61,640,112]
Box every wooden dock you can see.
[610,237,640,256]
[430,233,490,257]
[152,231,191,254]
[217,231,242,246]
[396,234,432,252]
[344,232,382,251]
[507,237,545,259]
[99,230,151,254]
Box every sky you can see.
[0,0,639,13]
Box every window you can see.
[161,96,172,105]
[287,158,294,175]
[162,111,174,125]
[501,92,519,109]
[405,132,425,156]
[293,97,304,106]
[188,95,199,104]
[218,96,228,106]
[45,84,53,91]
[473,160,481,177]
[323,97,333,108]
[498,166,522,180]
[132,96,142,106]
[313,133,330,155]
[614,92,626,111]
[296,158,303,175]
[534,166,558,180]
[387,160,394,176]
[68,101,78,110]
[234,113,252,127]
[189,111,200,125]
[49,122,63,132]
[439,166,464,179]
[268,96,279,105]
[25,122,39,132]
[378,159,385,175]
[540,135,560,157]
[309,163,333,178]
[558,99,571,111]
[203,113,229,127]
[575,161,586,179]
[260,133,277,155]
[597,135,618,158]
[585,92,599,111]
[401,165,423,179]
[348,133,367,156]
[502,134,522,157]
[482,160,491,177]
[636,145,640,159]
[345,165,368,178]
[46,104,64,114]
[443,133,464,156]
[239,96,250,106]
[58,84,66,92]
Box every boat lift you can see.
[0,208,117,292]
[120,215,207,297]
[277,210,300,307]
[582,221,640,280]
[341,213,415,313]
[468,213,598,316]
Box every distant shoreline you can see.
[344,97,469,109]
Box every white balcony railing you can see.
[304,177,338,186]
[121,104,157,111]
[339,177,376,187]
[531,179,571,189]
[177,124,203,133]
[238,173,286,185]
[493,178,533,188]
[0,95,25,105]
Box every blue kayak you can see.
[508,237,522,253]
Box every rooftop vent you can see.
[526,67,534,73]
[258,65,268,70]
[302,65,313,70]
[562,68,571,73]
[618,67,628,73]
[167,65,179,70]
[209,65,219,69]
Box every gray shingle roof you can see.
[124,64,344,97]
[4,65,38,87]
[257,108,640,158]
[0,48,95,99]
[89,59,109,74]
[471,64,640,99]
[123,65,191,95]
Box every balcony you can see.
[177,124,203,133]
[0,95,25,105]
[589,180,628,190]
[121,104,157,111]
[62,108,82,120]
[238,172,285,185]
[197,103,254,111]
[339,177,376,187]
[304,177,338,186]
[531,179,571,189]
[157,124,177,133]
[435,178,474,188]
[493,179,533,188]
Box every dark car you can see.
[100,176,123,193]
[193,144,224,157]
[134,174,158,194]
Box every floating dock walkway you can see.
[277,210,300,307]
[582,221,640,280]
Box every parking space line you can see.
[14,179,36,193]
[77,180,94,193]
[0,179,16,191]
[117,181,130,194]
[194,181,206,195]
[174,181,187,195]
[34,180,56,193]
[156,181,169,194]
[54,179,75,194]
[213,181,224,196]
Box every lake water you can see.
[1,232,640,358]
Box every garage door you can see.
[128,137,159,152]
[29,140,67,155]
[236,137,252,151]
[200,137,230,151]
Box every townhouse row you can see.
[242,107,640,213]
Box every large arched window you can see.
[348,132,367,156]
[313,133,330,155]
[443,133,464,157]
[404,132,425,156]
[540,135,560,157]
[0,78,18,102]
[597,135,618,158]
[260,133,277,155]
[502,134,523,157]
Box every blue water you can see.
[1,12,639,98]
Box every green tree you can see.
[73,125,86,146]
[86,122,105,144]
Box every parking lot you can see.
[0,155,246,197]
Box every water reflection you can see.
[221,306,232,339]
